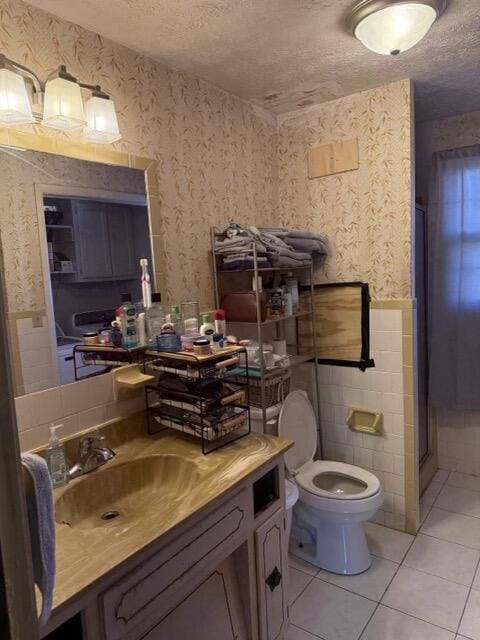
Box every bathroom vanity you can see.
[40,416,292,640]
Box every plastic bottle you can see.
[140,258,152,309]
[169,304,183,334]
[199,312,215,343]
[119,293,138,348]
[214,309,226,338]
[46,424,68,488]
[146,292,166,347]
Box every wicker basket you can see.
[247,368,291,408]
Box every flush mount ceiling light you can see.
[348,0,446,56]
[0,54,121,144]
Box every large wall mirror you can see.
[0,146,156,396]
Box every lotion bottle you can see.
[200,312,215,343]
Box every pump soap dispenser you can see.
[46,423,68,488]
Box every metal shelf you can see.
[227,310,311,327]
[211,225,321,452]
[50,270,76,275]
[218,264,311,273]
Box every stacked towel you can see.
[260,227,328,259]
[21,453,55,626]
[215,223,325,271]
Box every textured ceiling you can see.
[24,0,480,120]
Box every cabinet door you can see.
[73,200,112,280]
[107,205,136,279]
[141,558,248,640]
[255,509,289,640]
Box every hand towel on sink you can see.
[21,452,56,625]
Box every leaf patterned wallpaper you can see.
[0,0,278,310]
[0,0,413,311]
[277,79,413,299]
[416,109,480,199]
[0,149,145,312]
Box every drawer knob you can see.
[266,566,282,592]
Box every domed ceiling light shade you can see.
[84,91,121,143]
[43,66,86,131]
[349,0,446,56]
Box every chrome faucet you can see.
[68,433,115,480]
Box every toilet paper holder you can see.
[346,407,383,435]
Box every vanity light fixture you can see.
[0,57,36,125]
[43,66,86,131]
[0,54,121,143]
[348,0,446,56]
[84,88,121,143]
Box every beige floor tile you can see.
[419,502,431,525]
[420,481,443,506]
[318,556,398,602]
[458,589,480,640]
[436,485,480,518]
[403,534,480,586]
[421,508,480,549]
[434,469,450,484]
[361,605,454,640]
[448,471,480,493]
[289,567,314,605]
[472,563,480,591]
[365,522,414,563]
[286,623,321,640]
[289,553,320,577]
[381,566,469,632]
[290,578,376,640]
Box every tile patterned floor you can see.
[287,469,480,640]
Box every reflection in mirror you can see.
[0,147,152,396]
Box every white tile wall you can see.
[315,309,406,530]
[16,315,57,393]
[437,408,480,476]
[15,372,145,451]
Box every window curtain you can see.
[428,145,480,410]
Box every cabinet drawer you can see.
[101,488,251,640]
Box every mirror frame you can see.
[0,127,165,397]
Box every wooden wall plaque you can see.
[308,138,359,179]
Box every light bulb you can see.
[0,68,34,125]
[43,76,86,131]
[83,94,121,143]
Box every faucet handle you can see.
[78,432,105,457]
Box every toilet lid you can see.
[278,390,317,473]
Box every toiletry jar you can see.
[83,331,99,345]
[157,333,182,353]
[181,333,201,352]
[193,338,211,356]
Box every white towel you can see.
[21,453,56,625]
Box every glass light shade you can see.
[43,76,86,130]
[355,2,437,55]
[0,68,34,125]
[83,95,121,143]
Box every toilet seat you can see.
[278,390,381,502]
[295,460,381,501]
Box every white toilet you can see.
[279,390,384,575]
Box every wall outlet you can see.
[32,314,44,328]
